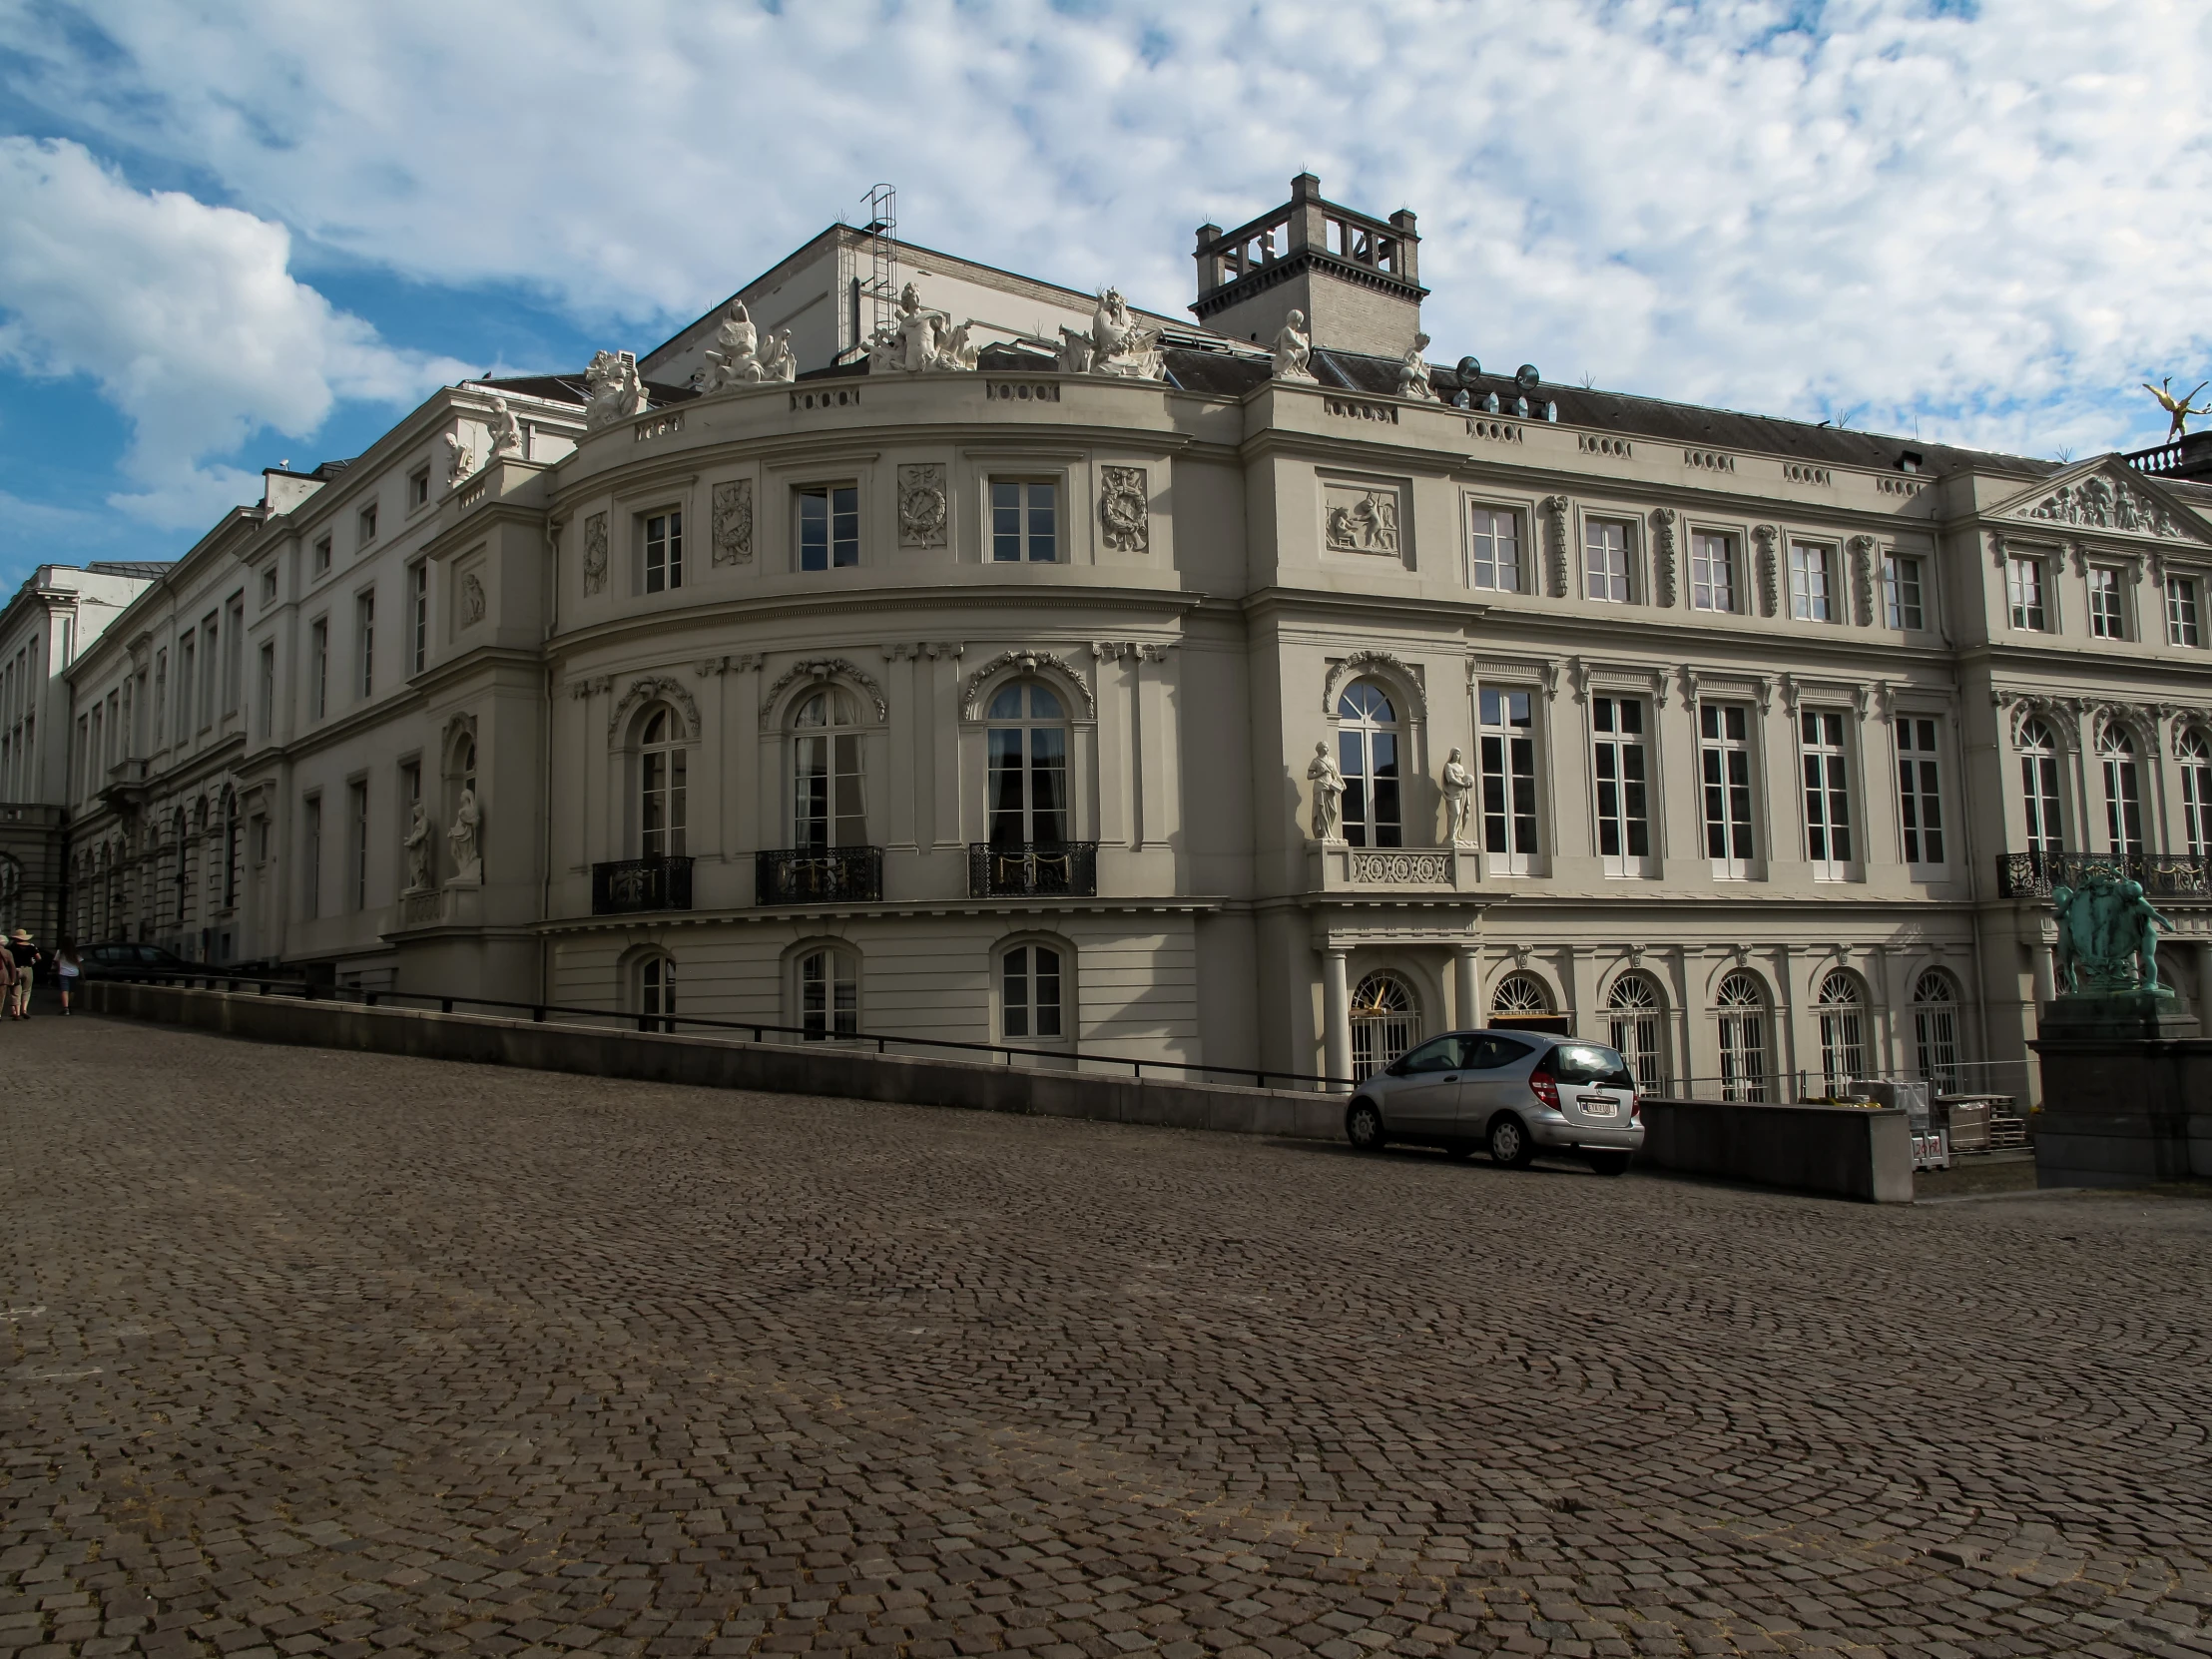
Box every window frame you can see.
[408,561,429,675]
[1583,516,1634,604]
[2007,553,2048,631]
[1699,702,1757,879]
[1466,502,1523,594]
[2180,728,2212,858]
[1799,706,1856,879]
[312,533,332,577]
[637,704,689,860]
[988,477,1060,564]
[1713,970,1769,1103]
[355,589,375,700]
[1477,684,1540,874]
[1896,715,1946,872]
[1881,552,1925,631]
[346,777,370,913]
[1815,970,1867,1097]
[1788,540,1837,622]
[796,944,860,1041]
[1590,695,1652,878]
[1689,529,1738,614]
[641,507,685,594]
[790,686,868,850]
[2167,574,2202,648]
[2086,563,2128,641]
[408,465,430,510]
[796,481,861,572]
[357,502,377,548]
[301,791,323,917]
[984,681,1073,848]
[2017,718,2065,856]
[999,939,1070,1045]
[1335,680,1404,849]
[2098,723,2144,854]
[308,617,328,721]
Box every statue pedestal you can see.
[2031,991,2212,1188]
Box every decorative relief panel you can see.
[1752,524,1778,617]
[758,658,888,728]
[609,676,703,739]
[711,479,754,565]
[1100,466,1150,553]
[1849,535,1876,626]
[1649,508,1677,608]
[460,572,486,629]
[2018,471,2186,538]
[582,511,608,595]
[1323,483,1400,556]
[897,463,947,549]
[1350,850,1452,885]
[1323,650,1427,718]
[960,650,1097,720]
[1542,496,1570,598]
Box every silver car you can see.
[1344,1028,1645,1175]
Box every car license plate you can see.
[1577,1094,1618,1117]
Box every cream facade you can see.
[51,177,2212,1105]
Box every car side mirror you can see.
[1383,1057,1409,1077]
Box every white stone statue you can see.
[1442,747,1475,844]
[447,786,481,880]
[1308,742,1346,841]
[486,396,524,460]
[760,328,798,382]
[1083,286,1165,380]
[695,301,764,391]
[403,801,432,891]
[932,318,980,372]
[443,429,474,483]
[1396,331,1438,402]
[891,282,948,372]
[1271,309,1316,382]
[584,349,647,428]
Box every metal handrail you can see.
[98,968,1359,1091]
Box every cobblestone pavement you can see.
[4,1017,2210,1659]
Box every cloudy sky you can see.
[1,0,2206,587]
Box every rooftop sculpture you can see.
[2051,865,2173,996]
[2143,376,2212,441]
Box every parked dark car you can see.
[76,943,193,980]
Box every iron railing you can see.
[755,845,883,905]
[590,854,694,915]
[1995,849,2212,899]
[968,840,1098,897]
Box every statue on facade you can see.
[1270,309,1316,382]
[584,349,647,428]
[760,328,798,382]
[932,318,980,372]
[443,429,474,484]
[1080,286,1165,379]
[695,302,763,391]
[486,395,525,460]
[403,802,433,892]
[1396,331,1438,402]
[891,282,949,372]
[2050,867,2174,994]
[1441,747,1475,843]
[2143,376,2212,441]
[1308,742,1345,841]
[447,787,482,881]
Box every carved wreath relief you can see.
[897,463,948,549]
[712,479,754,565]
[1100,466,1149,553]
[582,511,609,595]
[1324,485,1399,555]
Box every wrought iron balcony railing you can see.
[755,845,883,905]
[591,854,693,915]
[1995,849,2212,900]
[968,840,1099,898]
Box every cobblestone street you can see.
[3,1017,2209,1659]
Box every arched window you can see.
[636,952,676,1034]
[1913,970,1961,1095]
[1350,971,1418,1079]
[2099,724,2143,854]
[639,706,687,858]
[986,683,1068,847]
[1605,973,1666,1095]
[2018,718,2063,857]
[1815,971,1866,1095]
[2182,729,2212,858]
[1000,942,1065,1041]
[1491,972,1553,1020]
[792,687,865,848]
[799,946,858,1040]
[1335,681,1402,847]
[1714,971,1768,1102]
[221,788,240,910]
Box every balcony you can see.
[100,758,151,811]
[969,840,1099,898]
[1995,849,2212,900]
[755,845,883,905]
[1308,842,1479,893]
[591,855,693,915]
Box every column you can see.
[1322,945,1352,1089]
[2031,935,2057,1011]
[1453,942,1480,1030]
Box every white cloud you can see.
[0,1,2208,457]
[0,136,468,527]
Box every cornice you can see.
[532,893,1223,936]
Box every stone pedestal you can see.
[2031,992,2212,1187]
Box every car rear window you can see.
[1549,1042,1634,1088]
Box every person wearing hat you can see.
[6,929,37,1018]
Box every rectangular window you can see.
[309,619,328,720]
[347,780,369,911]
[2181,741,2212,857]
[178,637,195,738]
[990,480,1057,563]
[2008,555,2046,630]
[409,466,429,509]
[303,795,322,917]
[794,728,865,849]
[2088,565,2125,639]
[1478,687,1539,872]
[2168,575,2201,647]
[1882,553,1924,631]
[797,484,859,571]
[1468,505,1521,592]
[224,597,245,713]
[313,535,331,576]
[409,561,428,674]
[261,567,277,608]
[644,509,683,593]
[1897,718,1945,867]
[1001,943,1064,1041]
[1801,709,1854,873]
[1789,542,1835,621]
[355,591,374,698]
[1584,518,1631,603]
[252,816,270,866]
[257,643,275,740]
[1699,704,1756,876]
[1591,697,1650,876]
[358,503,377,547]
[1690,531,1736,613]
[153,649,167,743]
[200,618,218,728]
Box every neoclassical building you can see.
[50,175,2212,1104]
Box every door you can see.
[1456,1033,1538,1133]
[1382,1034,1470,1136]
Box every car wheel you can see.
[1345,1100,1385,1152]
[1585,1150,1632,1178]
[1487,1113,1533,1169]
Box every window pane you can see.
[1028,483,1056,562]
[832,486,858,566]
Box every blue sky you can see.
[2,0,2207,589]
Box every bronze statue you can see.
[2143,376,2212,440]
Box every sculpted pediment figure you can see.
[1995,459,2205,542]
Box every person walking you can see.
[55,938,80,1016]
[8,930,39,1018]
[0,934,15,1023]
